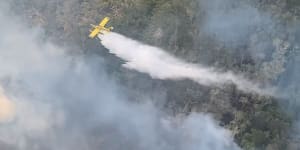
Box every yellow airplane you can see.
[89,17,113,38]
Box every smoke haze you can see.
[198,0,275,60]
[0,2,240,150]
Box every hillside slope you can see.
[8,0,300,149]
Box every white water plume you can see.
[99,32,275,96]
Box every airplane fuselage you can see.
[89,17,113,38]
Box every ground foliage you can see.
[9,0,300,149]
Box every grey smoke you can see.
[0,2,240,150]
[197,0,300,102]
[198,0,300,143]
[198,0,275,60]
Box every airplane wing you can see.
[89,17,113,38]
[99,17,110,27]
[89,28,100,38]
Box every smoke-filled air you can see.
[2,0,300,149]
[0,1,241,150]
